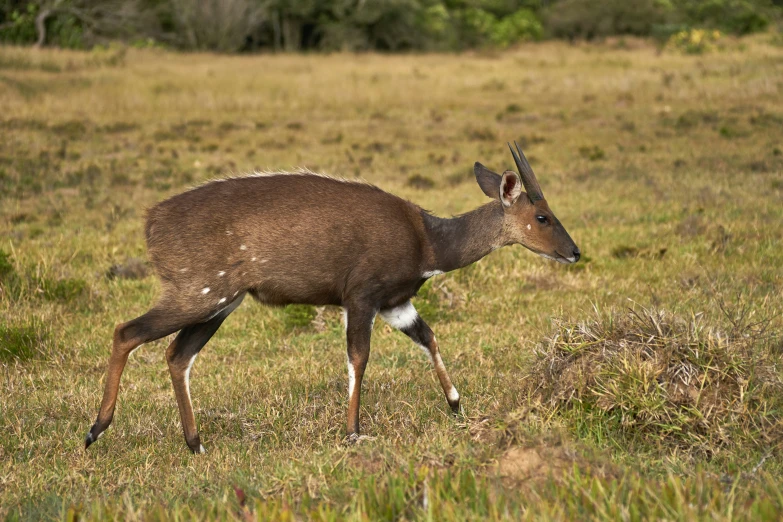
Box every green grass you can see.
[1,36,782,520]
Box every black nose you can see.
[573,249,580,262]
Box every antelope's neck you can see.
[421,202,505,273]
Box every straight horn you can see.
[508,141,544,202]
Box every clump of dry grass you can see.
[525,303,783,456]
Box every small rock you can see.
[107,258,149,280]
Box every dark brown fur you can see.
[145,174,433,314]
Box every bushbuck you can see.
[85,142,580,453]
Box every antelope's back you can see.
[144,174,429,304]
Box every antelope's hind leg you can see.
[166,293,245,453]
[86,305,203,449]
[380,301,460,414]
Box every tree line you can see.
[1,0,781,53]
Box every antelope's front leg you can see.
[380,301,460,413]
[344,305,375,439]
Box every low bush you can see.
[524,303,782,456]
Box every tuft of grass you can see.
[50,120,88,139]
[0,249,14,280]
[0,319,50,362]
[465,126,497,142]
[524,304,783,456]
[578,145,606,161]
[281,304,318,331]
[406,174,436,190]
[47,278,87,301]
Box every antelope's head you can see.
[474,142,580,264]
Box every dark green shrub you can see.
[0,3,37,45]
[674,0,771,35]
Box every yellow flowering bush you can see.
[667,28,723,54]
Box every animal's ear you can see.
[474,162,502,200]
[499,170,522,208]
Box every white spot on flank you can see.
[218,271,225,277]
[422,270,444,279]
[526,223,532,230]
[179,268,188,273]
[201,287,210,294]
[447,386,460,403]
[251,257,257,262]
[239,245,247,251]
[218,297,226,304]
[380,301,418,330]
[226,230,233,235]
[260,259,268,263]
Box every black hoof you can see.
[84,426,101,449]
[187,437,205,454]
[449,401,461,415]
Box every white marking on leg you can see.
[380,301,418,330]
[416,343,434,362]
[342,309,348,331]
[198,444,206,453]
[201,287,210,294]
[347,356,356,401]
[447,386,460,403]
[434,352,445,371]
[184,353,198,403]
[422,270,444,279]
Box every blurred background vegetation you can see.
[1,0,782,53]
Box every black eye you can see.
[536,215,548,224]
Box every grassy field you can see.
[1,36,782,520]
